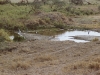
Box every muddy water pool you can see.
[51,30,100,43]
[9,30,100,43]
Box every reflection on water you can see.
[52,30,100,43]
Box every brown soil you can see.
[0,40,100,75]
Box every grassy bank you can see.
[0,3,100,31]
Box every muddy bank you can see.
[20,32,53,41]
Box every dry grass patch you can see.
[73,24,100,30]
[64,58,100,72]
[34,54,54,62]
[84,24,100,29]
[88,62,100,70]
[92,38,99,42]
[10,55,32,70]
[11,60,31,70]
[33,54,56,68]
[0,54,32,71]
[93,57,100,63]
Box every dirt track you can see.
[0,40,100,75]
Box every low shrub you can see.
[54,22,66,29]
[14,35,25,42]
[0,29,11,42]
[0,17,25,30]
[92,38,99,42]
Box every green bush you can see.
[54,22,66,29]
[0,29,11,42]
[92,38,99,42]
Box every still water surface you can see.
[52,30,100,43]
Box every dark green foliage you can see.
[0,0,11,4]
[54,22,66,29]
[32,0,43,11]
[14,36,25,42]
[54,0,66,10]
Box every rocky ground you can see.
[0,39,100,75]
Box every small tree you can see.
[33,0,43,10]
[54,0,66,10]
[0,0,11,4]
[41,0,47,5]
[28,0,43,13]
[47,0,66,10]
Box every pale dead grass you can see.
[34,54,54,62]
[32,54,59,68]
[9,55,32,70]
[74,24,100,29]
[82,24,100,29]
[64,56,100,72]
[92,38,99,42]
[11,60,31,70]
[93,57,100,63]
[0,54,32,71]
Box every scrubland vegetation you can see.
[0,0,100,32]
[1,0,100,75]
[0,0,100,41]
